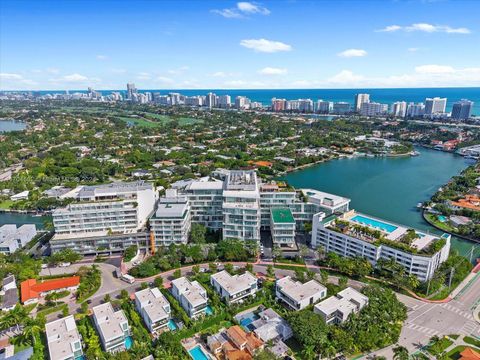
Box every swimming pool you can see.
[438,215,447,223]
[168,319,178,331]
[205,305,213,316]
[239,313,260,331]
[189,345,210,360]
[351,214,398,233]
[124,336,133,350]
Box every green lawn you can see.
[464,336,480,348]
[427,337,454,356]
[445,345,467,359]
[425,213,456,233]
[117,116,161,128]
[0,200,14,209]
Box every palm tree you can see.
[21,319,41,345]
[302,345,316,360]
[393,345,410,360]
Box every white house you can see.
[134,287,171,334]
[171,277,209,318]
[45,315,83,360]
[210,270,258,304]
[92,302,131,353]
[314,287,368,324]
[275,276,327,310]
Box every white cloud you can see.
[237,2,270,15]
[136,72,151,80]
[327,70,365,84]
[240,39,292,53]
[212,2,269,18]
[212,71,227,77]
[377,23,470,34]
[96,55,108,60]
[258,67,287,75]
[408,47,419,52]
[337,49,367,58]
[46,67,60,74]
[61,73,89,82]
[0,73,37,88]
[414,64,455,74]
[155,76,174,84]
[211,8,243,18]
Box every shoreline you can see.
[422,210,480,244]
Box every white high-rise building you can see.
[360,102,388,116]
[392,101,407,118]
[234,96,250,110]
[354,93,370,112]
[406,102,425,118]
[316,100,332,114]
[425,97,447,115]
[218,95,232,108]
[206,92,217,108]
[126,83,137,100]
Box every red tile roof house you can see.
[20,276,80,305]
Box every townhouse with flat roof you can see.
[92,302,131,353]
[171,277,209,318]
[210,270,258,304]
[275,276,327,310]
[134,287,171,334]
[45,315,83,360]
[311,210,451,281]
[314,287,368,324]
[51,181,157,254]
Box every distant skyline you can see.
[1,0,480,90]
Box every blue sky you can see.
[1,0,479,90]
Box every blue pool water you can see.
[205,305,213,316]
[124,336,133,350]
[239,313,260,331]
[351,214,398,233]
[438,215,447,222]
[189,345,210,360]
[168,319,178,331]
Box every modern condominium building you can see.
[171,277,209,318]
[311,210,451,281]
[270,208,296,247]
[425,97,447,115]
[51,181,157,254]
[392,101,407,118]
[134,287,171,333]
[0,224,37,254]
[210,270,258,304]
[360,102,388,117]
[451,99,474,120]
[92,302,131,353]
[45,315,83,360]
[150,189,191,246]
[354,93,370,112]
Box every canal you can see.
[282,147,480,260]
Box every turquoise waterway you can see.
[281,147,480,260]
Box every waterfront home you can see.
[449,195,480,212]
[45,315,83,360]
[314,287,368,324]
[275,276,327,310]
[210,270,258,305]
[10,190,29,201]
[134,287,171,334]
[20,276,80,305]
[92,302,131,353]
[171,277,208,318]
[311,210,451,281]
[0,224,37,254]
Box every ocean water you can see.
[33,87,480,114]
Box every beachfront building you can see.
[51,181,157,254]
[275,276,327,310]
[171,277,209,318]
[45,315,83,360]
[92,302,131,353]
[0,224,37,254]
[210,270,258,304]
[270,208,296,247]
[311,210,451,281]
[150,189,191,246]
[134,287,171,334]
[314,287,368,324]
